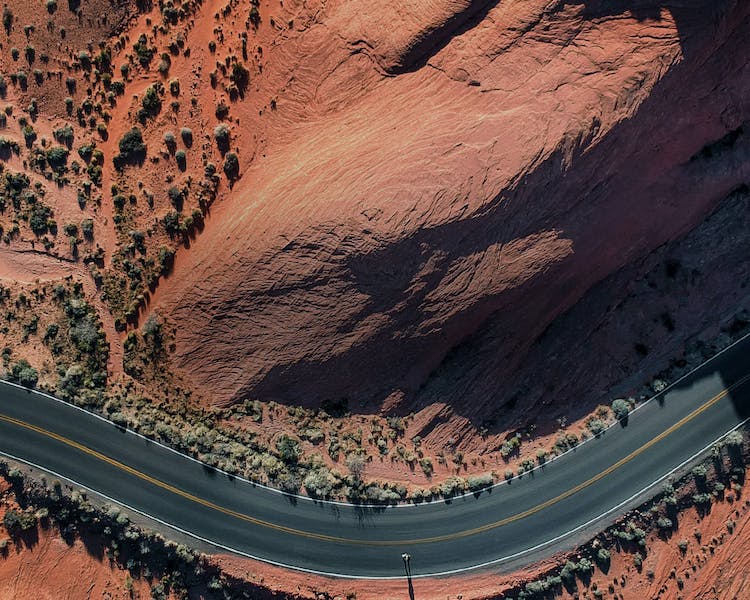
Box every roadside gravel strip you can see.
[1,334,749,578]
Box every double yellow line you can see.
[1,374,748,546]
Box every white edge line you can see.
[1,329,749,510]
[0,418,747,580]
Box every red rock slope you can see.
[155,0,750,421]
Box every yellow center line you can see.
[1,373,748,547]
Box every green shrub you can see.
[175,149,186,171]
[467,473,494,492]
[657,516,673,530]
[214,124,230,153]
[9,359,38,388]
[137,84,162,122]
[116,128,146,167]
[276,434,301,464]
[180,127,193,147]
[576,558,593,576]
[2,7,13,34]
[611,398,630,421]
[596,547,611,569]
[163,130,176,149]
[0,136,20,157]
[46,146,69,169]
[81,218,94,239]
[77,143,94,162]
[229,62,249,96]
[3,509,36,531]
[303,468,335,498]
[586,418,605,436]
[223,152,239,180]
[77,50,91,70]
[725,430,744,448]
[439,476,465,498]
[29,202,53,235]
[133,34,154,67]
[692,492,712,506]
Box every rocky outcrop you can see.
[156,0,750,431]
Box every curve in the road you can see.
[1,333,749,578]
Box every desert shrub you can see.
[163,130,176,151]
[467,473,494,492]
[229,62,249,96]
[80,218,94,240]
[175,149,186,171]
[157,246,175,273]
[248,5,260,27]
[657,517,673,530]
[77,50,91,70]
[3,509,36,531]
[2,7,12,34]
[692,493,711,506]
[223,152,239,180]
[21,123,35,146]
[137,84,162,122]
[77,143,94,162]
[500,434,521,458]
[163,210,180,235]
[596,548,611,570]
[180,127,192,147]
[213,124,230,153]
[46,146,69,170]
[560,560,577,584]
[0,136,20,157]
[586,418,605,436]
[692,464,707,483]
[167,185,183,208]
[725,430,744,448]
[576,558,593,577]
[215,101,229,120]
[157,57,170,76]
[110,80,125,96]
[133,34,155,67]
[276,434,300,464]
[116,128,146,167]
[439,476,466,498]
[29,202,53,235]
[303,468,335,498]
[611,398,630,421]
[8,359,38,388]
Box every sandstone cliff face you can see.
[155,0,750,429]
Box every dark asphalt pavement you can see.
[1,334,749,578]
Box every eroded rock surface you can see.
[156,1,750,434]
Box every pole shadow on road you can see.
[402,553,415,600]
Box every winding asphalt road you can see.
[1,334,749,578]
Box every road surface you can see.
[0,335,749,578]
